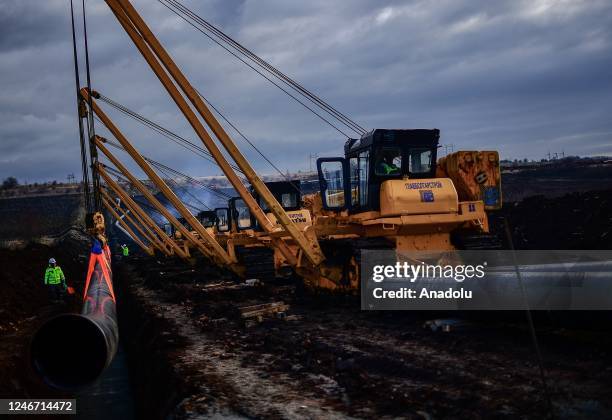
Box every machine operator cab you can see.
[164,216,190,240]
[214,180,304,233]
[162,222,174,238]
[162,212,218,239]
[317,129,439,212]
[196,210,218,228]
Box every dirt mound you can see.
[0,194,83,240]
[495,189,612,249]
[0,238,88,334]
[499,163,612,202]
[0,235,89,398]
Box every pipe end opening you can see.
[31,314,108,389]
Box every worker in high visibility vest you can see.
[121,244,129,258]
[377,153,400,175]
[44,258,66,302]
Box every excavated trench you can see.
[114,262,194,418]
[0,238,136,419]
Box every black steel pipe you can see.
[31,244,118,389]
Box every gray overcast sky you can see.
[1,0,612,183]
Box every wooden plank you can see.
[239,301,290,319]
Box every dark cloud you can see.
[0,2,67,52]
[1,0,612,183]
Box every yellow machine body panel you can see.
[266,209,312,229]
[379,178,459,217]
[437,151,502,210]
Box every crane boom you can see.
[104,0,324,267]
[98,169,190,259]
[100,188,166,254]
[95,141,221,263]
[101,188,173,256]
[83,93,234,266]
[101,196,154,255]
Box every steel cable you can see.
[157,0,353,139]
[99,134,233,201]
[160,0,366,136]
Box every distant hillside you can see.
[502,162,612,202]
[0,193,84,241]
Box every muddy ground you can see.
[1,186,612,418]
[116,188,612,419]
[117,258,612,419]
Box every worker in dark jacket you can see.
[44,258,66,302]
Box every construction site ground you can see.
[118,259,612,419]
[1,183,612,418]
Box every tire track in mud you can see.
[120,265,355,419]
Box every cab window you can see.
[320,160,346,209]
[358,151,369,206]
[215,208,230,232]
[233,199,252,229]
[350,157,359,207]
[375,148,402,176]
[281,192,297,209]
[198,213,216,228]
[408,148,433,174]
[258,197,269,212]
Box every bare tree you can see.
[1,176,18,190]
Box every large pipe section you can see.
[31,242,118,389]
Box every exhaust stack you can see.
[31,243,118,389]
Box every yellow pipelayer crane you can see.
[91,0,502,291]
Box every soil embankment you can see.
[501,163,612,202]
[0,235,88,397]
[0,193,83,244]
[0,193,88,397]
[495,189,612,249]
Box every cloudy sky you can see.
[1,0,611,183]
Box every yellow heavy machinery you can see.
[89,0,502,292]
[203,131,502,290]
[304,131,501,290]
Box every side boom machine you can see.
[94,0,502,293]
